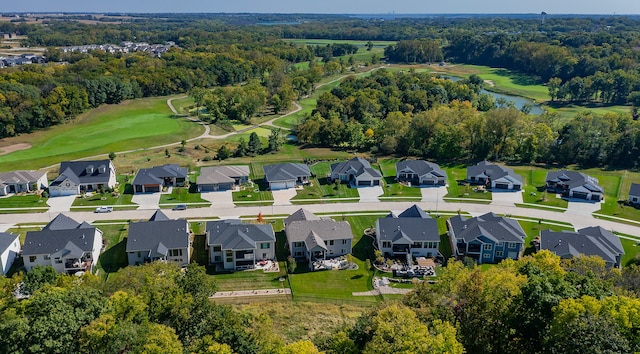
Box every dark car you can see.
[172,204,187,211]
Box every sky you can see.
[2,0,640,15]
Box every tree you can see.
[547,77,562,101]
[108,152,116,160]
[189,87,208,117]
[366,41,374,51]
[217,145,231,160]
[248,132,262,156]
[235,137,248,157]
[268,128,283,152]
[287,256,297,274]
[22,265,59,295]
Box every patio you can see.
[311,255,355,271]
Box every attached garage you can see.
[495,183,509,189]
[269,181,294,190]
[143,185,161,193]
[199,184,216,192]
[572,191,588,199]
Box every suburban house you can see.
[206,219,276,270]
[197,165,249,192]
[0,170,48,196]
[22,214,103,274]
[466,161,523,190]
[0,232,20,275]
[285,208,354,262]
[330,157,382,186]
[629,183,640,205]
[447,212,526,264]
[539,226,624,268]
[545,170,604,201]
[375,205,440,258]
[263,163,311,190]
[132,164,188,193]
[49,160,116,197]
[395,160,447,186]
[126,210,191,266]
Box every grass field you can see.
[170,96,195,115]
[96,224,129,278]
[0,96,204,170]
[0,194,48,210]
[158,187,211,207]
[512,166,568,209]
[291,178,360,202]
[444,164,492,201]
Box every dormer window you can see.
[86,165,94,174]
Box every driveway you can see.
[420,185,448,202]
[567,199,603,215]
[491,190,524,206]
[272,188,298,205]
[358,186,384,202]
[201,190,234,206]
[132,193,161,210]
[46,195,76,212]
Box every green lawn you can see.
[375,158,421,200]
[444,165,492,201]
[513,167,568,209]
[620,237,640,267]
[0,194,48,210]
[170,96,195,115]
[159,187,211,207]
[518,220,575,256]
[0,96,204,170]
[71,175,136,210]
[212,271,286,291]
[291,178,359,203]
[96,224,129,278]
[232,185,274,206]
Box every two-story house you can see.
[126,210,191,266]
[206,219,276,270]
[376,205,440,258]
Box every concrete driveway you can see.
[420,185,448,202]
[201,190,234,206]
[358,186,384,202]
[567,199,603,215]
[132,193,161,210]
[491,190,524,206]
[272,188,297,205]
[46,195,76,212]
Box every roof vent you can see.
[397,226,401,230]
[463,225,467,229]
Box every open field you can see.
[0,96,204,170]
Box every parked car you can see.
[94,206,113,213]
[172,204,187,211]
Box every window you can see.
[55,258,62,264]
[483,253,491,258]
[329,250,334,255]
[484,244,492,250]
[29,256,37,263]
[169,249,182,257]
[293,242,304,248]
[213,245,222,252]
[225,250,233,257]
[382,241,391,248]
[226,257,233,263]
[508,243,517,249]
[329,240,334,246]
[294,251,304,257]
[214,256,222,262]
[260,243,271,249]
[342,249,345,254]
[137,251,142,258]
[496,251,503,257]
[342,239,348,244]
[497,242,503,247]
[412,242,422,248]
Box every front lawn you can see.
[0,194,48,212]
[232,184,274,206]
[159,187,211,207]
[513,167,568,209]
[443,164,492,202]
[379,177,422,200]
[71,175,136,210]
[291,178,359,203]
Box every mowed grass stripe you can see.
[0,96,204,170]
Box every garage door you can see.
[513,185,521,190]
[573,192,588,199]
[270,182,288,190]
[199,184,215,192]
[359,180,372,186]
[144,185,161,193]
[495,183,509,189]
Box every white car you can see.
[94,206,113,213]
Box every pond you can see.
[442,75,545,115]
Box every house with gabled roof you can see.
[539,226,624,268]
[330,157,382,187]
[376,205,440,258]
[132,164,188,194]
[263,163,311,190]
[545,170,604,201]
[629,183,640,205]
[126,210,191,266]
[197,166,249,192]
[447,212,526,264]
[396,160,447,186]
[206,219,276,270]
[467,161,523,190]
[49,160,116,197]
[285,208,353,262]
[0,170,48,196]
[0,232,20,275]
[22,214,102,274]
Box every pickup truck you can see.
[94,206,113,213]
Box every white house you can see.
[22,214,102,274]
[0,170,48,196]
[0,232,20,275]
[49,160,116,197]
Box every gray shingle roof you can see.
[23,215,99,256]
[132,164,188,186]
[396,160,447,179]
[149,209,170,221]
[540,226,624,265]
[197,166,249,185]
[467,161,523,184]
[126,215,189,253]
[0,232,19,253]
[331,157,382,179]
[377,217,439,243]
[0,170,46,184]
[263,163,311,183]
[53,160,114,185]
[449,212,526,244]
[630,183,640,196]
[206,219,275,250]
[546,170,604,193]
[284,208,321,226]
[285,218,353,243]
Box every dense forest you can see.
[2,252,640,353]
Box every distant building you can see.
[330,157,382,187]
[49,160,116,196]
[396,160,447,186]
[539,226,624,268]
[197,166,249,192]
[545,170,604,201]
[132,164,188,194]
[467,161,523,190]
[0,170,48,196]
[263,163,311,190]
[629,183,640,205]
